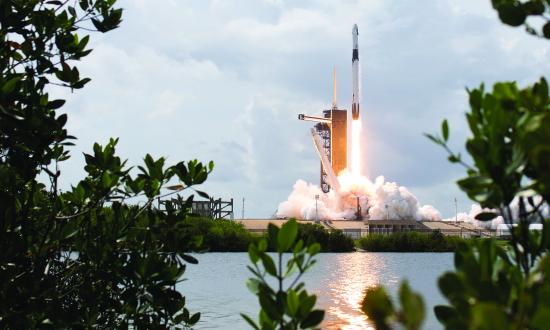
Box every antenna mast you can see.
[332,66,337,109]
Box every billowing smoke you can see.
[447,198,550,229]
[277,171,550,229]
[276,171,442,221]
[449,204,505,229]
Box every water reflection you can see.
[310,253,398,329]
[178,252,452,329]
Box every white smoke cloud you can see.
[446,197,550,229]
[276,171,442,221]
[277,172,549,229]
[449,204,505,229]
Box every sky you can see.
[52,0,550,218]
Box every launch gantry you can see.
[298,68,347,193]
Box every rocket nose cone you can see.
[353,24,358,35]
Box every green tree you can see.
[1,1,210,328]
[427,78,550,330]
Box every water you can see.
[177,253,453,330]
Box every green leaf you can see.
[240,313,260,330]
[258,239,267,252]
[267,223,279,247]
[543,22,550,39]
[180,254,198,264]
[399,281,425,330]
[248,243,260,263]
[259,291,281,320]
[91,18,107,32]
[442,119,449,142]
[423,133,443,146]
[261,254,277,277]
[497,4,527,27]
[78,0,89,9]
[434,305,457,324]
[188,312,200,325]
[299,294,316,315]
[287,290,299,316]
[2,76,21,93]
[277,219,298,252]
[246,278,260,294]
[300,310,324,328]
[438,272,465,299]
[471,303,508,329]
[195,190,209,199]
[307,243,321,256]
[361,286,394,330]
[475,212,498,221]
[49,99,66,110]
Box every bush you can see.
[356,231,466,252]
[0,2,206,327]
[178,218,356,252]
[297,222,355,252]
[184,217,258,252]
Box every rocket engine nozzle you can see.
[352,104,360,120]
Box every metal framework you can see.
[297,69,347,193]
[316,110,332,193]
[190,198,234,220]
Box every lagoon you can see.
[178,253,453,329]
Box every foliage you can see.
[434,231,550,329]
[116,217,355,253]
[183,217,258,252]
[242,220,325,330]
[426,77,550,214]
[491,0,550,38]
[0,1,212,328]
[297,222,355,252]
[356,231,466,252]
[361,281,425,330]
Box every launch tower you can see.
[298,68,347,193]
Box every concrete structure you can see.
[238,219,312,234]
[238,219,501,239]
[239,219,432,239]
[325,220,366,239]
[366,219,426,235]
[422,221,495,237]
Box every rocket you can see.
[351,24,360,121]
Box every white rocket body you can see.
[351,24,360,120]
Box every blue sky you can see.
[53,0,550,218]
